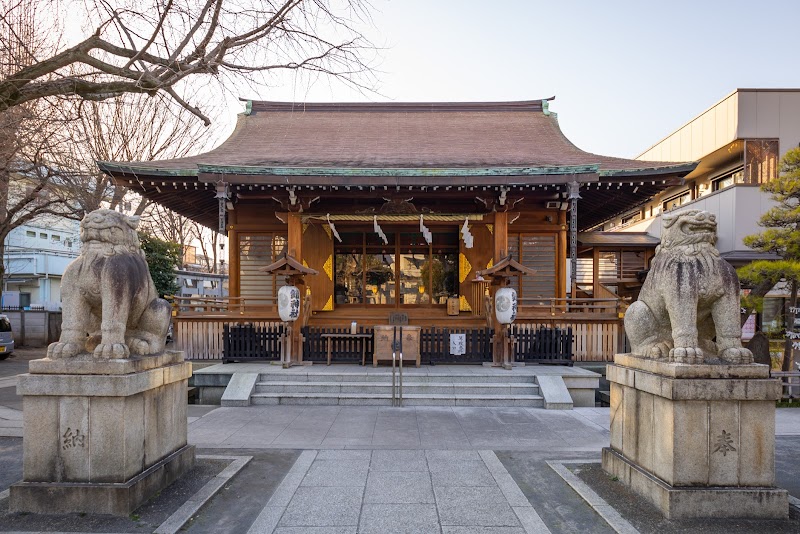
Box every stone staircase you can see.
[248,371,544,407]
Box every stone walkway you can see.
[247,448,549,534]
[188,405,610,451]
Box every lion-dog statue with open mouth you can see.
[47,209,171,360]
[624,209,753,365]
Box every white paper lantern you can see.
[495,287,518,325]
[278,285,301,322]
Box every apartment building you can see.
[2,218,81,310]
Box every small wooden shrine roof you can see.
[97,98,696,230]
[259,253,319,276]
[476,254,536,278]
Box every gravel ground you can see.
[574,462,800,534]
[0,456,228,533]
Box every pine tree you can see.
[738,147,800,371]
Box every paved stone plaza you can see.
[2,353,800,533]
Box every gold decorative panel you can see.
[459,295,472,312]
[323,295,334,311]
[487,224,493,234]
[322,225,332,240]
[459,253,472,284]
[323,254,333,281]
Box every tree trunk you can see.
[782,279,798,372]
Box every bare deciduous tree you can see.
[56,92,217,218]
[0,0,376,124]
[0,1,85,297]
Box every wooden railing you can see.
[771,371,800,400]
[168,295,277,316]
[174,318,284,360]
[517,297,627,318]
[513,319,625,362]
[172,295,625,361]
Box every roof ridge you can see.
[241,98,555,113]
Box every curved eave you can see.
[97,161,199,178]
[99,161,697,182]
[598,162,698,178]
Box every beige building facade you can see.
[598,88,800,264]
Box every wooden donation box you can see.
[373,325,421,367]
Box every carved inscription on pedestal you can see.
[62,428,86,450]
[712,430,736,457]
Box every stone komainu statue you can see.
[624,209,753,365]
[48,209,171,359]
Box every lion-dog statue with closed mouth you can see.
[47,209,171,359]
[624,209,753,365]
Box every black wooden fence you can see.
[222,323,285,363]
[420,327,493,364]
[511,325,573,365]
[302,326,375,363]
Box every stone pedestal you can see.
[10,350,195,516]
[602,353,788,519]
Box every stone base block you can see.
[602,447,788,519]
[10,444,195,516]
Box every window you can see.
[334,230,457,306]
[51,235,60,242]
[621,211,643,227]
[712,167,744,191]
[39,233,47,239]
[25,231,35,238]
[662,190,692,212]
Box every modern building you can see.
[596,88,800,331]
[2,218,81,310]
[598,88,800,260]
[175,269,228,299]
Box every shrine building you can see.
[99,99,696,365]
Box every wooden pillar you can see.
[557,210,567,298]
[492,212,511,368]
[228,229,239,297]
[493,211,508,261]
[287,212,303,259]
[592,248,600,302]
[287,213,305,364]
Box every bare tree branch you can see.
[0,0,378,119]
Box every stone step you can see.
[249,391,545,407]
[256,371,537,384]
[254,381,540,396]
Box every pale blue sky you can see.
[236,0,800,159]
